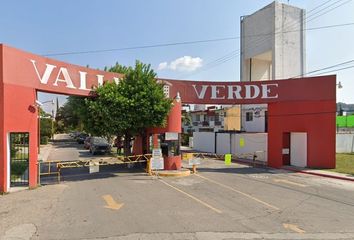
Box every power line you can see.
[41,22,354,57]
[306,0,353,23]
[308,65,354,76]
[291,59,354,78]
[42,37,238,57]
[305,60,354,75]
[182,0,353,78]
[178,50,240,79]
[180,22,354,79]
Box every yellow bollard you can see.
[192,164,197,174]
[146,159,152,176]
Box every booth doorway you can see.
[290,132,307,167]
[9,132,29,187]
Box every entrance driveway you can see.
[2,158,354,239]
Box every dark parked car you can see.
[70,131,80,138]
[84,136,92,149]
[89,137,111,155]
[77,133,88,144]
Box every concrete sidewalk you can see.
[38,143,53,162]
[282,165,354,182]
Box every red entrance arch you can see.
[0,44,336,192]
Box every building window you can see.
[246,112,253,122]
[215,114,219,122]
[196,115,200,122]
[163,85,170,98]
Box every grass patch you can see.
[328,153,354,176]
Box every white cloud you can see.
[158,62,168,70]
[157,56,203,72]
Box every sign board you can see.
[183,153,194,161]
[189,158,201,166]
[165,132,179,140]
[225,154,232,165]
[89,161,99,173]
[151,148,164,170]
[152,148,162,158]
[239,138,245,148]
[282,148,290,154]
[151,157,164,170]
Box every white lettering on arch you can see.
[30,59,57,85]
[192,85,208,99]
[53,67,76,89]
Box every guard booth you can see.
[160,132,181,163]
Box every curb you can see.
[282,168,354,182]
[152,169,191,177]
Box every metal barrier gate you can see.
[39,152,267,184]
[39,154,152,183]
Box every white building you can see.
[183,106,225,133]
[240,1,306,132]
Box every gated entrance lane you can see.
[34,159,354,239]
[5,138,354,239]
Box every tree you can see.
[84,61,172,155]
[55,96,87,132]
[39,108,54,144]
[182,111,192,126]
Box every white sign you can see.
[165,132,179,140]
[282,148,290,154]
[151,148,164,170]
[151,157,164,170]
[152,148,162,158]
[89,161,99,173]
[189,158,201,166]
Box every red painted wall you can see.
[2,84,38,190]
[160,75,336,105]
[1,45,121,96]
[0,45,5,192]
[149,99,182,134]
[268,100,336,168]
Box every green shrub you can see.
[11,161,28,176]
[181,133,191,146]
[10,146,18,157]
[40,136,49,145]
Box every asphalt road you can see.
[47,133,92,161]
[2,136,354,239]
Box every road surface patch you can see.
[196,173,280,211]
[159,179,222,214]
[273,179,307,187]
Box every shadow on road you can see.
[196,166,276,175]
[40,162,147,185]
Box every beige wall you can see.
[224,106,241,131]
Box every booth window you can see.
[160,133,181,157]
[246,112,253,121]
[163,85,170,98]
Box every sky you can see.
[0,0,353,113]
